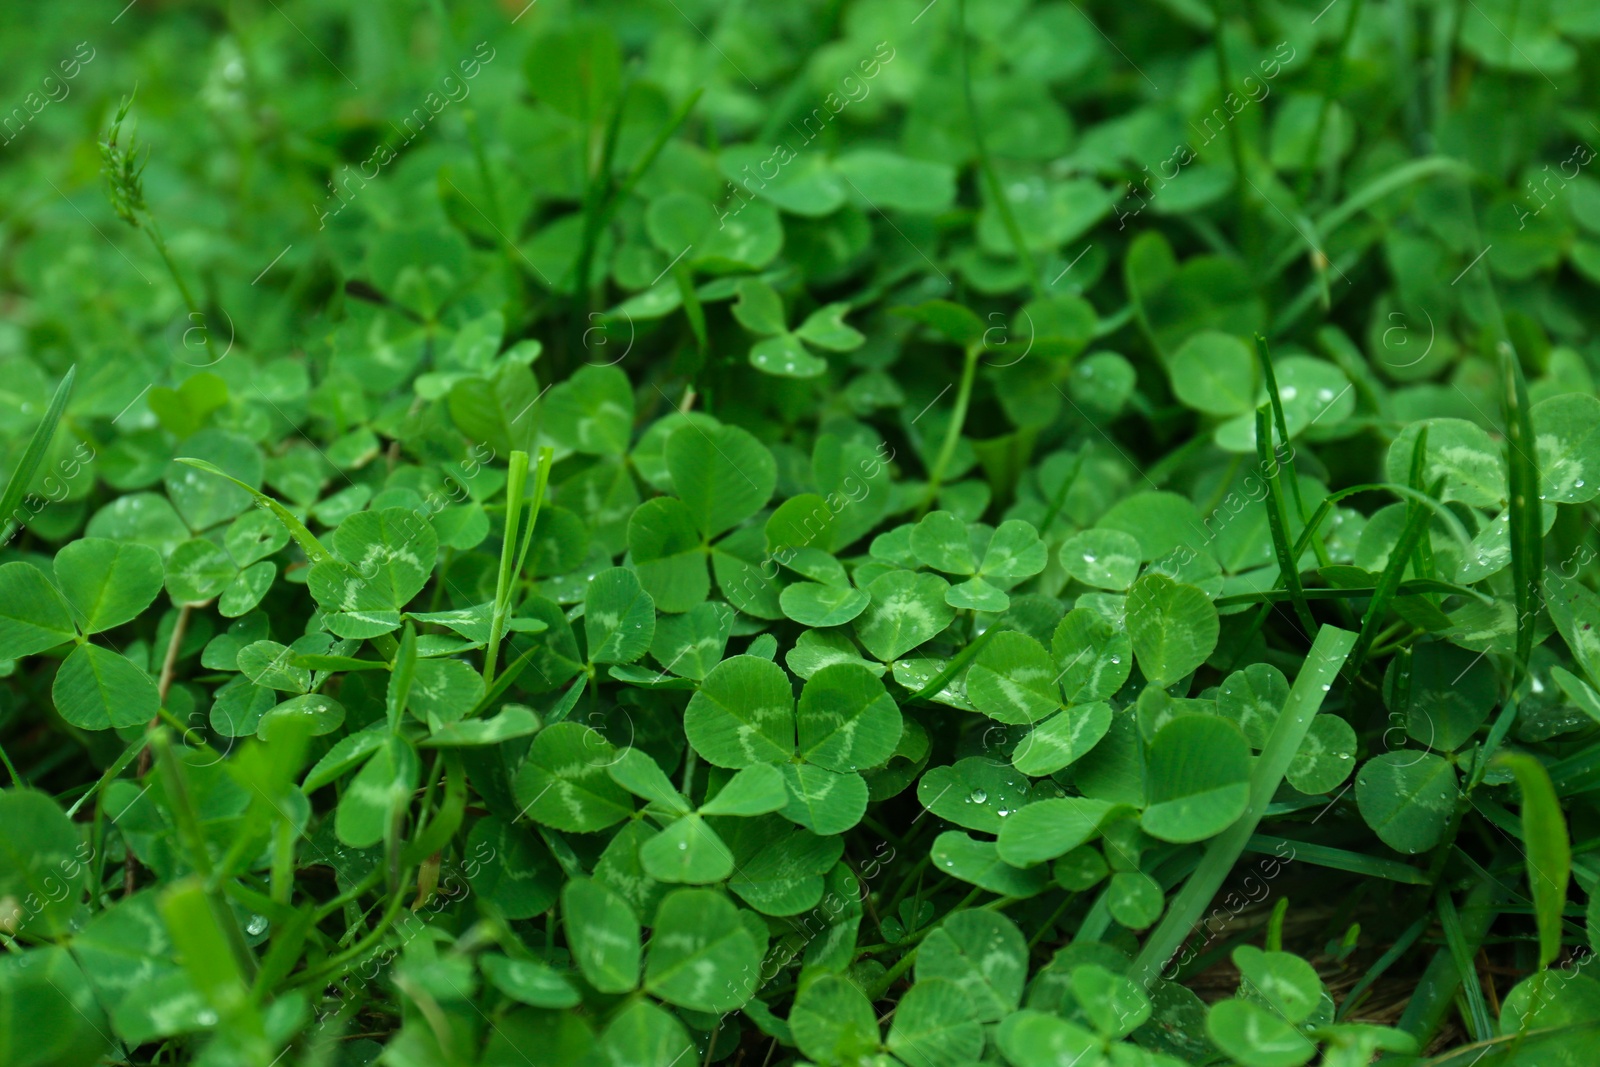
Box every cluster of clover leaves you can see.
[5,1,1600,1066]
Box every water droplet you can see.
[1082,553,1098,564]
[1338,752,1350,760]
[677,842,688,851]
[1110,656,1121,664]
[246,914,269,936]
[1578,479,1587,488]
[1320,683,1330,692]
[969,789,988,804]
[197,1010,218,1026]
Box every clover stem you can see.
[135,602,193,784]
[922,342,980,514]
[0,741,22,788]
[681,747,697,798]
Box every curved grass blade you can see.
[0,364,75,545]
[176,457,331,563]
[1257,404,1316,637]
[1228,477,1475,671]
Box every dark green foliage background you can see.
[4,1,1600,1065]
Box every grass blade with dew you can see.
[1257,404,1317,637]
[1131,624,1355,986]
[0,364,75,545]
[1500,339,1541,678]
[176,457,331,564]
[1257,335,1334,570]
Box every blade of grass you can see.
[1500,340,1541,678]
[1397,871,1501,1043]
[1336,913,1428,1019]
[1257,404,1317,637]
[387,622,418,733]
[1214,577,1490,609]
[0,364,75,545]
[1409,418,1441,605]
[1257,335,1333,570]
[176,457,331,564]
[484,450,531,685]
[1036,448,1085,531]
[1227,477,1474,671]
[1245,834,1430,885]
[511,449,555,581]
[1494,753,1571,970]
[152,729,259,983]
[1132,624,1355,986]
[1437,887,1495,1041]
[65,733,146,818]
[1348,428,1435,672]
[907,627,1000,705]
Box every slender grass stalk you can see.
[1348,430,1436,672]
[485,447,553,685]
[922,342,981,512]
[1132,624,1355,986]
[0,364,75,545]
[1438,888,1495,1041]
[1336,913,1429,1019]
[1396,867,1502,1043]
[152,729,259,982]
[1500,340,1541,678]
[0,742,22,788]
[1257,405,1317,637]
[1037,449,1085,532]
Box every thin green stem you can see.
[0,741,23,789]
[922,343,980,511]
[484,448,551,685]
